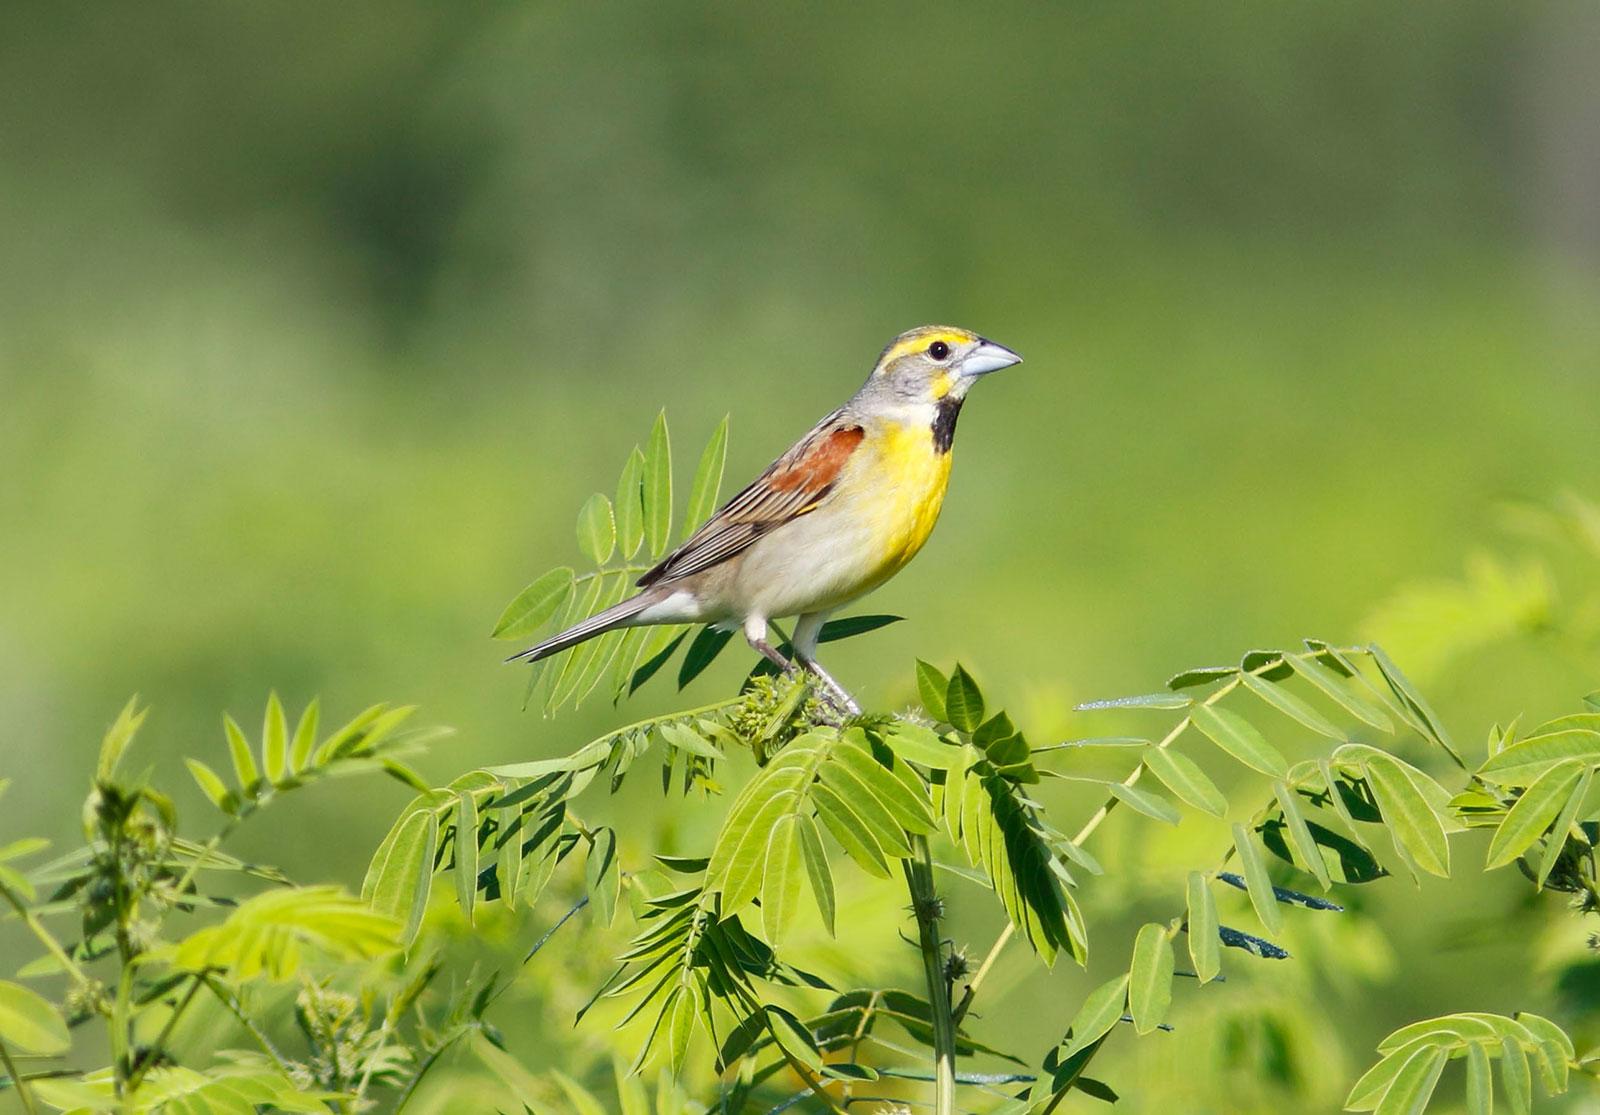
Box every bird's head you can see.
[867,325,1022,405]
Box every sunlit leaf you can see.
[185,758,237,815]
[1485,759,1583,868]
[1061,974,1128,1058]
[616,446,646,558]
[289,697,320,772]
[1274,780,1332,889]
[916,660,949,721]
[577,493,617,566]
[1109,781,1180,826]
[1232,823,1283,933]
[493,567,576,640]
[454,790,479,924]
[1365,756,1450,877]
[1463,1040,1491,1115]
[683,415,729,535]
[1185,872,1220,983]
[262,691,288,783]
[1128,923,1174,1034]
[1290,654,1393,732]
[761,816,804,942]
[1534,767,1592,888]
[1476,729,1600,785]
[225,713,260,799]
[643,410,673,556]
[797,815,835,935]
[1077,692,1192,711]
[1241,672,1342,739]
[0,979,70,1054]
[1189,704,1289,777]
[168,886,399,979]
[945,666,985,732]
[586,827,620,927]
[1142,746,1226,817]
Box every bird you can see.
[508,324,1022,712]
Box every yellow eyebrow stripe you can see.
[880,330,973,365]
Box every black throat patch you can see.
[931,395,963,455]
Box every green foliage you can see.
[1348,1012,1581,1114]
[5,420,1599,1114]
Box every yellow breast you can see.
[864,419,953,583]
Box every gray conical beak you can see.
[962,338,1023,377]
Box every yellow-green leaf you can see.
[1189,704,1288,778]
[0,979,70,1054]
[1061,974,1129,1058]
[493,567,575,640]
[1486,759,1584,868]
[1366,756,1450,877]
[1186,872,1220,983]
[1232,822,1283,932]
[1128,923,1174,1034]
[945,666,985,733]
[683,415,729,535]
[643,411,673,556]
[576,493,617,566]
[615,446,646,558]
[1477,729,1600,786]
[1142,746,1226,816]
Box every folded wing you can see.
[638,413,865,587]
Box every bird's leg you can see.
[789,612,862,718]
[797,656,862,718]
[742,615,794,672]
[748,635,793,673]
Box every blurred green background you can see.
[4,2,1599,1111]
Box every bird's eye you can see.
[928,341,950,361]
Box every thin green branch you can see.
[127,971,207,1091]
[0,1037,40,1115]
[0,883,94,993]
[202,976,294,1078]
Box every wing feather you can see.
[638,412,865,586]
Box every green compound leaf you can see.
[1189,704,1289,778]
[683,415,729,536]
[915,660,949,721]
[1061,974,1129,1058]
[1232,822,1283,933]
[945,665,985,733]
[643,410,673,556]
[1185,872,1220,983]
[1477,729,1600,785]
[576,493,617,566]
[1241,671,1342,739]
[0,979,70,1054]
[493,567,575,640]
[615,446,646,558]
[1290,654,1393,732]
[1128,923,1174,1035]
[1142,745,1226,817]
[1365,756,1450,877]
[1485,759,1584,868]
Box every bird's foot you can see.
[797,657,862,719]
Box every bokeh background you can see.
[3,3,1599,1112]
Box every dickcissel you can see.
[510,325,1021,710]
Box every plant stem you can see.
[0,1036,40,1115]
[202,976,294,1077]
[127,971,206,1091]
[0,883,94,993]
[905,836,956,1115]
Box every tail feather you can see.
[505,591,656,664]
